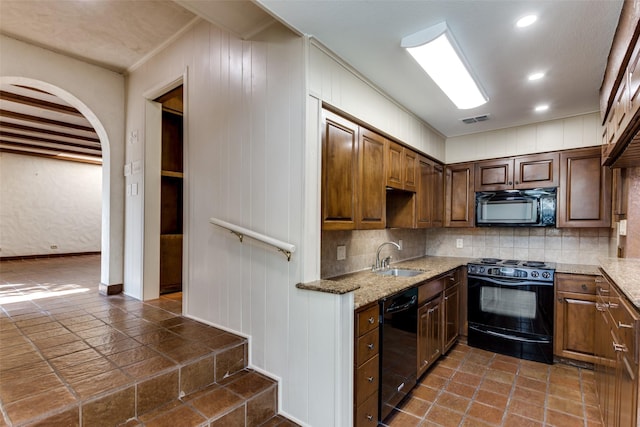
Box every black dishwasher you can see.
[379,287,418,422]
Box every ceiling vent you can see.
[461,114,490,124]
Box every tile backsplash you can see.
[425,227,615,265]
[321,229,427,278]
[321,227,615,278]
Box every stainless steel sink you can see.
[376,268,422,277]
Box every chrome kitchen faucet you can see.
[373,241,401,271]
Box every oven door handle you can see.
[469,325,551,344]
[468,276,551,287]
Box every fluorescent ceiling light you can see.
[535,104,549,112]
[401,22,488,110]
[528,72,545,81]
[516,15,538,28]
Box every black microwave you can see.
[475,188,556,227]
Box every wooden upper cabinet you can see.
[475,158,513,191]
[321,110,359,230]
[386,140,418,192]
[417,156,444,228]
[445,163,475,227]
[514,152,559,189]
[475,152,558,191]
[359,129,386,229]
[558,147,612,228]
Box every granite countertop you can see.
[555,263,601,276]
[297,256,472,309]
[598,257,640,309]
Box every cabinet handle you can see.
[366,415,373,421]
[509,181,513,185]
[367,343,375,350]
[596,302,608,311]
[613,342,627,352]
[449,276,456,281]
[515,181,519,185]
[368,317,375,324]
[598,287,609,294]
[367,376,375,382]
[619,321,634,329]
[581,284,588,291]
[609,302,619,309]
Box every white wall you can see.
[0,153,102,257]
[0,35,125,286]
[445,112,601,163]
[125,19,350,426]
[308,41,446,162]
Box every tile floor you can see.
[0,255,297,427]
[1,255,605,427]
[382,343,603,427]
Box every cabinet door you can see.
[418,296,442,377]
[616,351,639,427]
[445,163,475,227]
[443,284,459,354]
[359,129,386,229]
[554,292,597,363]
[432,163,444,227]
[514,152,559,189]
[403,149,418,192]
[417,156,433,228]
[321,111,359,230]
[475,158,513,191]
[558,147,612,228]
[386,140,404,190]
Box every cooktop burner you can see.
[467,258,556,282]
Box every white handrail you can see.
[209,217,296,261]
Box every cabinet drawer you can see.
[556,273,598,294]
[419,279,443,304]
[356,304,379,337]
[356,328,379,366]
[355,392,378,427]
[355,354,379,405]
[443,268,460,288]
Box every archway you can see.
[0,76,113,290]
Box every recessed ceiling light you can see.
[516,15,538,28]
[528,72,545,81]
[535,104,549,112]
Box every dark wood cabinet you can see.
[321,111,359,230]
[445,163,475,227]
[554,273,599,364]
[475,152,559,191]
[558,147,612,228]
[321,110,386,230]
[416,156,444,228]
[418,295,442,378]
[443,271,460,354]
[386,140,418,192]
[359,129,387,229]
[354,303,380,427]
[594,276,639,427]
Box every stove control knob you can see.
[479,267,485,273]
[542,272,551,279]
[531,271,539,278]
[469,266,476,273]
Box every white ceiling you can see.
[0,0,624,139]
[258,0,623,137]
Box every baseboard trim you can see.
[99,283,123,295]
[0,251,100,261]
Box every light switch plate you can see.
[337,245,346,260]
[619,219,627,236]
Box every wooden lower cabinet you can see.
[554,273,599,364]
[418,295,442,377]
[594,274,640,427]
[354,303,380,426]
[443,282,460,354]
